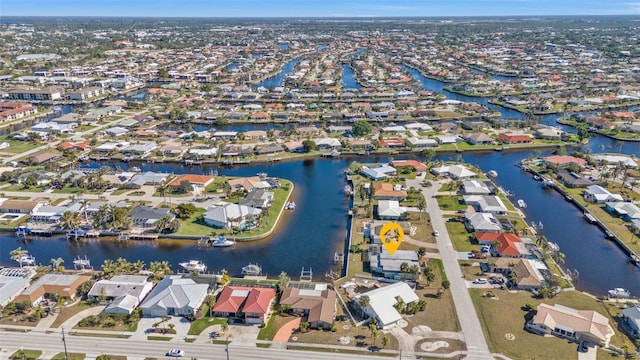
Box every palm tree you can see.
[50,257,64,272]
[10,247,28,267]
[205,295,216,318]
[60,210,82,230]
[358,295,370,317]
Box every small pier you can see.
[299,267,313,282]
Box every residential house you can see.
[377,200,408,220]
[58,140,91,152]
[203,203,262,230]
[391,160,428,173]
[315,138,342,151]
[226,176,271,193]
[371,248,420,280]
[465,133,494,145]
[360,165,397,180]
[255,143,284,155]
[463,195,508,215]
[168,174,214,192]
[526,303,614,347]
[213,131,238,140]
[490,258,545,291]
[128,172,169,188]
[239,189,274,208]
[606,202,640,221]
[212,286,276,324]
[104,127,129,136]
[556,170,593,188]
[139,275,209,317]
[0,270,32,307]
[621,306,640,340]
[15,274,91,305]
[476,232,530,257]
[130,206,175,228]
[464,212,501,233]
[462,180,494,195]
[30,201,84,224]
[498,133,532,144]
[88,275,154,315]
[29,152,61,165]
[543,155,587,168]
[358,282,419,329]
[280,284,337,329]
[430,164,476,179]
[583,185,624,204]
[373,183,407,201]
[0,198,47,214]
[121,142,157,156]
[284,141,305,153]
[369,221,413,244]
[243,130,267,140]
[406,137,438,148]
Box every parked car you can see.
[579,341,590,352]
[433,230,440,237]
[472,278,488,284]
[166,349,184,357]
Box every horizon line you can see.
[2,14,640,19]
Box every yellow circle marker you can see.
[380,222,404,255]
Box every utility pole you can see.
[61,327,69,360]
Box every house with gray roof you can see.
[606,202,640,221]
[88,275,154,315]
[139,275,209,317]
[254,143,284,155]
[30,201,84,224]
[621,306,640,340]
[128,172,169,187]
[239,189,274,209]
[462,180,494,195]
[583,185,624,204]
[463,195,508,215]
[130,206,174,228]
[104,126,129,136]
[464,212,502,233]
[371,248,420,280]
[0,275,31,307]
[121,142,157,156]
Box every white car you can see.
[166,349,184,357]
[433,230,440,237]
[472,278,488,284]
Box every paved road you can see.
[0,330,392,360]
[407,177,495,360]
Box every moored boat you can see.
[584,212,597,224]
[517,199,527,208]
[211,236,236,248]
[241,263,262,276]
[285,201,296,210]
[488,170,498,177]
[608,288,630,298]
[66,228,87,239]
[179,260,207,272]
[18,255,36,266]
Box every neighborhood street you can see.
[407,176,494,360]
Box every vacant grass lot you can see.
[435,195,467,211]
[470,289,635,360]
[187,313,228,336]
[445,221,478,252]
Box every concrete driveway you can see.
[577,344,597,360]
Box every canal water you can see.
[341,64,362,90]
[1,62,639,295]
[252,58,299,89]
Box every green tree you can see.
[277,271,290,293]
[175,203,197,220]
[176,180,192,194]
[302,139,316,152]
[381,335,390,348]
[369,323,379,347]
[205,295,216,318]
[60,210,82,230]
[352,120,372,137]
[50,257,65,272]
[358,295,370,317]
[423,267,436,286]
[10,247,28,267]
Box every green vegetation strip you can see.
[147,335,172,341]
[9,350,42,360]
[52,353,85,360]
[187,316,228,336]
[70,332,131,338]
[430,258,448,282]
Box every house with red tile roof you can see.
[543,155,587,168]
[498,133,532,144]
[379,138,405,148]
[168,174,214,188]
[391,160,428,172]
[58,140,90,152]
[475,232,529,257]
[212,286,276,324]
[373,182,407,201]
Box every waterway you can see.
[252,58,299,89]
[1,62,640,295]
[341,64,362,90]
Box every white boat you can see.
[608,288,630,298]
[257,172,268,179]
[130,166,141,172]
[66,228,87,239]
[179,260,207,272]
[548,242,560,252]
[517,199,527,208]
[542,179,554,188]
[285,201,296,210]
[584,212,597,224]
[344,185,352,195]
[211,236,236,248]
[488,170,498,177]
[18,255,36,266]
[241,263,262,276]
[73,255,91,268]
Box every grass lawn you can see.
[444,221,477,252]
[293,323,399,350]
[0,137,40,154]
[408,261,459,332]
[9,350,42,360]
[435,195,467,211]
[187,315,228,336]
[147,335,172,341]
[51,302,93,328]
[52,353,85,360]
[257,314,292,341]
[470,289,636,360]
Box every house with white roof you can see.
[371,248,420,280]
[358,282,419,329]
[583,185,624,204]
[0,270,32,307]
[406,137,438,148]
[360,165,397,180]
[88,275,153,315]
[463,195,508,215]
[606,202,640,221]
[431,164,476,179]
[592,154,638,169]
[462,180,494,195]
[464,212,502,232]
[139,275,208,317]
[377,200,408,220]
[203,203,262,230]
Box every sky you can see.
[3,0,640,17]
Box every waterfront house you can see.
[0,269,33,307]
[255,143,284,155]
[139,275,208,317]
[583,185,624,204]
[498,133,532,144]
[315,138,342,151]
[226,176,271,193]
[0,102,37,122]
[15,274,91,305]
[592,155,638,169]
[29,152,61,165]
[434,135,461,144]
[431,164,476,179]
[377,200,408,220]
[239,189,274,209]
[88,275,154,315]
[462,180,494,195]
[605,202,640,221]
[213,131,238,140]
[489,258,545,291]
[358,282,419,329]
[476,232,529,257]
[373,182,407,201]
[121,142,157,156]
[0,198,47,214]
[463,195,508,215]
[406,137,438,148]
[128,172,169,188]
[212,286,276,324]
[243,130,268,140]
[526,303,614,347]
[464,212,501,233]
[168,174,214,191]
[279,284,336,329]
[30,201,84,224]
[130,206,175,228]
[621,306,640,340]
[379,138,405,148]
[391,160,428,173]
[221,144,254,158]
[371,248,420,280]
[93,141,130,153]
[543,155,587,168]
[556,170,593,188]
[360,165,396,180]
[369,221,413,244]
[464,133,494,145]
[188,148,218,158]
[203,203,262,230]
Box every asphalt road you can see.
[0,330,385,360]
[407,177,494,360]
